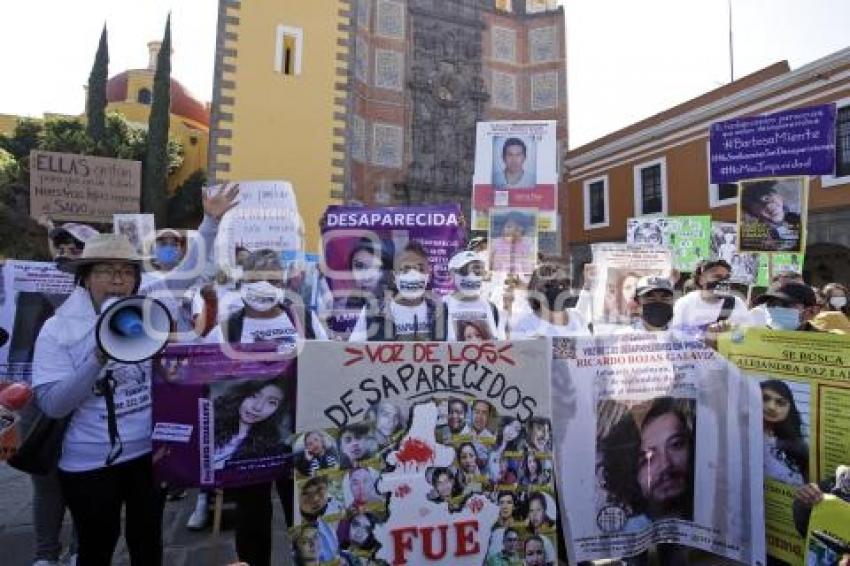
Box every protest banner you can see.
[804,495,850,565]
[471,121,557,232]
[709,103,836,184]
[738,176,808,254]
[113,213,155,256]
[29,150,141,223]
[151,343,296,488]
[488,207,539,275]
[214,180,303,268]
[711,222,759,284]
[292,339,556,565]
[320,204,465,337]
[720,329,850,564]
[0,261,75,382]
[552,333,765,564]
[589,244,672,329]
[627,216,711,272]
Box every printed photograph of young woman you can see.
[294,429,339,478]
[761,379,810,486]
[211,378,290,471]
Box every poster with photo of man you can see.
[471,121,557,232]
[552,333,765,564]
[738,177,808,253]
[488,208,539,275]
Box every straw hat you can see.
[56,234,147,273]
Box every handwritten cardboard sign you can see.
[29,150,141,222]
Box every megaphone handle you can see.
[97,371,124,466]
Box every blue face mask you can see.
[155,244,182,266]
[766,306,801,331]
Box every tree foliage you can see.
[86,25,109,144]
[143,14,172,226]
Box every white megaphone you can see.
[95,296,173,363]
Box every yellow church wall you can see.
[212,0,348,252]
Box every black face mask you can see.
[531,282,574,311]
[641,302,674,329]
[704,278,731,294]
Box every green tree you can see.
[86,25,109,145]
[0,118,43,160]
[143,15,172,226]
[0,148,17,186]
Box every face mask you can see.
[396,271,428,300]
[641,302,674,329]
[705,279,732,296]
[830,297,847,309]
[155,244,182,266]
[240,281,282,312]
[766,307,801,331]
[454,273,482,297]
[354,268,381,291]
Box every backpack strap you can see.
[717,296,736,323]
[224,309,246,343]
[282,301,316,340]
[490,301,500,327]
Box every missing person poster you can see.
[589,244,672,329]
[0,261,75,381]
[552,333,765,565]
[214,180,303,268]
[151,344,296,489]
[804,495,850,566]
[627,216,711,272]
[711,222,759,285]
[472,121,557,232]
[488,208,539,275]
[291,339,557,566]
[720,329,850,565]
[738,176,808,253]
[320,205,465,337]
[113,213,155,256]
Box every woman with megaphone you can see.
[31,234,170,566]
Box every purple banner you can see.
[152,344,296,489]
[320,204,465,335]
[710,104,836,183]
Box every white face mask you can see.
[353,267,381,291]
[396,271,428,300]
[454,273,483,298]
[766,306,801,331]
[240,281,282,312]
[830,297,847,309]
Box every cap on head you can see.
[448,250,480,271]
[634,276,674,298]
[755,282,816,308]
[49,223,99,244]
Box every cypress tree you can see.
[86,24,109,145]
[143,14,172,224]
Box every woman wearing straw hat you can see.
[31,234,165,566]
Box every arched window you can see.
[137,88,152,104]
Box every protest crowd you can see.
[0,173,848,566]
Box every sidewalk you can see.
[0,464,292,566]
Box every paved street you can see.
[0,464,292,566]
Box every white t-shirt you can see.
[206,309,328,347]
[510,309,590,338]
[669,291,751,331]
[32,288,153,472]
[389,301,430,341]
[444,295,505,341]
